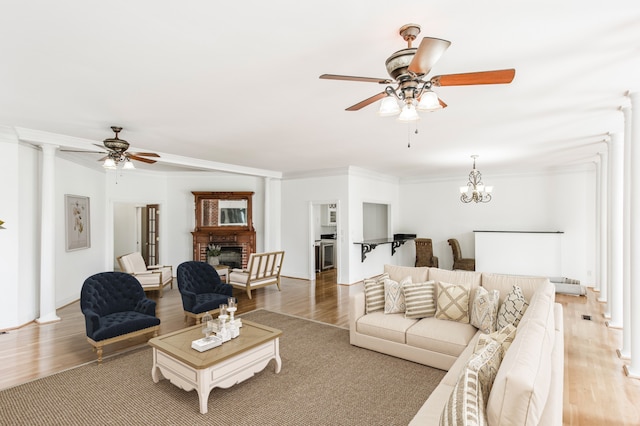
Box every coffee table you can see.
[148,319,282,414]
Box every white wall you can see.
[399,167,596,285]
[55,158,107,308]
[347,168,403,283]
[281,172,348,282]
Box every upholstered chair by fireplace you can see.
[177,261,234,324]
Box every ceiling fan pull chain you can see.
[407,123,411,148]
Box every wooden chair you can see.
[414,238,439,267]
[80,272,160,363]
[228,251,285,299]
[447,238,476,271]
[117,252,173,297]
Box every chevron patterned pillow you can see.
[470,287,500,333]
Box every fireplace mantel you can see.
[191,191,256,269]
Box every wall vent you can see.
[582,314,592,321]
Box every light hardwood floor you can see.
[1,270,639,425]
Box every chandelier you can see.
[459,155,493,203]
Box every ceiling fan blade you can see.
[97,156,108,162]
[346,92,388,111]
[320,74,393,85]
[129,152,160,158]
[93,143,106,150]
[127,154,157,164]
[430,69,516,86]
[407,37,452,76]
[439,97,448,109]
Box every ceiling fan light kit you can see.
[320,23,515,123]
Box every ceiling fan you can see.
[319,24,515,120]
[63,126,160,169]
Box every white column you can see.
[263,177,271,252]
[594,157,602,290]
[606,132,624,328]
[598,149,608,304]
[620,105,632,358]
[36,144,60,324]
[625,91,640,378]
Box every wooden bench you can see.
[228,251,285,299]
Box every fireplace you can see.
[219,246,243,269]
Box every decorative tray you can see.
[191,335,223,352]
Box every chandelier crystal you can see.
[459,155,493,203]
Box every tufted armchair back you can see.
[177,261,225,294]
[177,261,233,316]
[81,272,148,317]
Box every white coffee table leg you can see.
[274,338,282,373]
[151,348,160,383]
[197,369,211,414]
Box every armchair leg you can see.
[97,346,104,364]
[246,288,252,299]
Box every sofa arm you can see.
[349,291,366,330]
[134,298,157,316]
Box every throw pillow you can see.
[497,285,529,329]
[384,276,412,314]
[440,340,504,426]
[403,280,436,319]
[436,281,470,323]
[363,273,389,314]
[475,323,517,354]
[470,287,500,334]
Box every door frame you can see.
[308,200,341,281]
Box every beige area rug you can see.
[0,310,445,426]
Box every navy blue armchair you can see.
[80,272,160,363]
[177,261,233,323]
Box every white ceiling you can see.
[2,1,639,179]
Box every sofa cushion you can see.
[470,287,500,334]
[356,311,417,344]
[384,276,411,314]
[363,273,388,314]
[481,273,552,305]
[440,340,503,426]
[406,317,478,357]
[497,285,529,329]
[384,264,429,283]
[403,280,436,319]
[436,282,470,324]
[486,290,555,426]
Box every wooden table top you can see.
[148,319,282,369]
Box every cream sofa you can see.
[349,265,563,425]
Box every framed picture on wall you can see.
[65,194,91,251]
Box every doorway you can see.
[309,201,340,282]
[113,202,161,269]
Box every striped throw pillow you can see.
[403,280,436,319]
[363,273,388,313]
